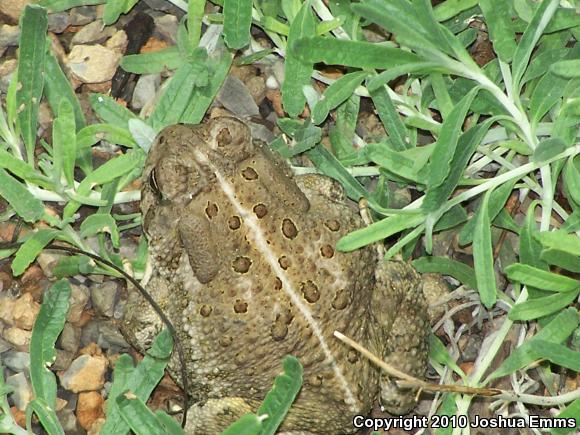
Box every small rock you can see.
[0,296,15,325]
[53,349,75,371]
[265,74,279,90]
[2,351,30,372]
[0,25,19,49]
[56,407,83,435]
[71,20,116,46]
[132,74,160,109]
[80,319,100,347]
[68,284,90,323]
[217,75,260,118]
[246,75,266,106]
[67,44,121,84]
[76,391,105,431]
[69,6,97,26]
[97,320,130,349]
[12,293,40,330]
[6,373,32,411]
[59,323,81,354]
[47,12,69,33]
[153,14,179,44]
[105,30,128,54]
[0,336,11,353]
[87,417,106,435]
[59,354,108,392]
[0,0,32,22]
[90,281,118,318]
[3,327,31,350]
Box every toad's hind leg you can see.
[371,261,430,415]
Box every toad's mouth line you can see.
[193,149,358,411]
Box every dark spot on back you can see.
[324,219,340,231]
[232,256,252,273]
[282,218,298,239]
[228,216,241,230]
[320,244,334,258]
[205,202,218,218]
[301,280,320,303]
[253,203,267,218]
[200,305,212,317]
[241,167,258,180]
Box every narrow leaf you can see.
[16,5,48,163]
[223,0,253,49]
[312,71,368,125]
[505,264,580,292]
[473,189,496,308]
[508,290,579,320]
[0,168,45,223]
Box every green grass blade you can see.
[257,356,303,435]
[540,249,580,273]
[0,168,45,223]
[101,330,173,435]
[0,149,54,189]
[537,231,580,257]
[38,0,105,13]
[179,45,232,124]
[120,47,183,74]
[188,0,206,48]
[423,87,479,190]
[116,392,168,435]
[44,49,86,129]
[508,290,579,320]
[16,5,48,163]
[505,264,580,292]
[312,71,368,125]
[26,398,64,435]
[282,1,316,117]
[52,99,77,187]
[80,214,121,248]
[336,213,425,252]
[223,0,252,49]
[412,256,477,290]
[512,0,559,91]
[458,178,517,246]
[12,229,58,276]
[292,37,422,70]
[29,280,71,408]
[221,414,263,435]
[478,0,516,62]
[488,308,579,380]
[89,93,138,129]
[472,188,496,308]
[369,85,410,151]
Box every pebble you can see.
[90,281,118,318]
[5,372,32,411]
[67,44,121,84]
[56,407,84,435]
[69,6,97,26]
[3,327,31,351]
[36,251,64,279]
[153,14,179,43]
[97,320,130,349]
[217,75,260,118]
[59,354,108,393]
[2,351,30,373]
[0,25,19,49]
[0,296,15,325]
[67,284,90,323]
[59,323,81,354]
[12,293,40,330]
[71,20,116,46]
[105,30,128,54]
[53,349,75,371]
[0,0,32,22]
[76,391,105,431]
[47,12,69,33]
[132,74,160,109]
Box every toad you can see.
[121,117,431,434]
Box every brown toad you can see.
[121,117,431,434]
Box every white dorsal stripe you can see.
[195,150,357,410]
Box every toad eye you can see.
[148,169,162,200]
